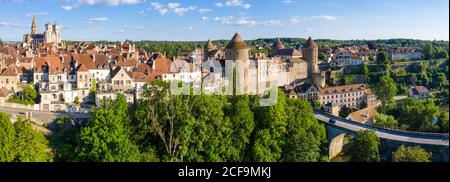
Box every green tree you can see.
[422,43,434,60]
[343,75,353,85]
[350,130,380,162]
[375,73,397,107]
[389,98,440,132]
[437,112,449,133]
[0,112,16,162]
[374,114,399,129]
[90,79,97,93]
[76,94,141,162]
[362,63,369,77]
[22,86,37,102]
[281,99,326,162]
[73,96,80,105]
[434,50,448,59]
[392,145,431,162]
[318,52,328,61]
[49,117,81,162]
[225,96,255,162]
[14,120,53,162]
[376,51,389,65]
[251,90,288,162]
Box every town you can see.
[0,16,448,163]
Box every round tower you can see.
[225,32,249,61]
[204,39,215,61]
[302,37,324,88]
[272,37,285,55]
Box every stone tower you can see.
[302,37,325,88]
[225,32,249,61]
[31,15,38,34]
[225,33,250,93]
[203,39,215,61]
[272,37,285,55]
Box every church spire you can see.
[31,15,38,34]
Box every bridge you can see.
[313,110,449,161]
[1,106,91,125]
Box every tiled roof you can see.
[34,57,65,74]
[0,67,17,77]
[72,54,95,70]
[0,87,10,97]
[319,84,366,95]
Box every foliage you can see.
[375,73,397,107]
[422,43,434,60]
[76,94,141,162]
[0,112,15,162]
[48,117,82,162]
[376,51,389,64]
[386,98,440,132]
[349,130,380,162]
[374,114,400,129]
[392,145,431,162]
[437,112,449,133]
[7,86,37,105]
[13,120,53,162]
[74,96,80,105]
[339,106,356,118]
[318,52,328,61]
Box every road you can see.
[314,111,449,146]
[0,106,91,125]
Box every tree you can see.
[350,130,380,162]
[362,63,369,77]
[22,86,37,102]
[392,145,431,162]
[368,55,375,63]
[224,96,255,162]
[0,38,3,46]
[374,114,399,129]
[73,96,80,105]
[318,52,328,61]
[14,120,53,162]
[90,79,97,93]
[251,90,288,162]
[375,73,397,107]
[376,51,389,65]
[281,99,326,162]
[49,116,81,162]
[389,98,440,132]
[76,94,141,162]
[0,112,15,162]
[343,75,353,85]
[422,43,434,60]
[434,50,448,59]
[437,112,449,133]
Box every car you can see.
[329,119,337,124]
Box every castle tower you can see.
[225,32,249,61]
[225,33,250,93]
[203,39,215,61]
[31,15,38,34]
[272,37,285,55]
[302,37,324,88]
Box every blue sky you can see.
[0,0,448,41]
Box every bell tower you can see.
[31,15,38,34]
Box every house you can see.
[0,66,20,92]
[319,84,368,108]
[0,87,10,103]
[110,66,134,93]
[346,106,379,124]
[409,86,429,99]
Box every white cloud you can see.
[291,15,337,24]
[85,17,108,24]
[118,25,152,33]
[62,6,74,10]
[148,2,200,16]
[282,0,293,3]
[26,12,48,17]
[61,0,142,10]
[216,0,251,9]
[198,8,212,13]
[202,16,209,21]
[214,16,282,27]
[306,15,337,21]
[0,21,22,27]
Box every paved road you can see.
[0,106,91,125]
[314,111,449,146]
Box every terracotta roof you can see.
[0,87,10,97]
[412,86,429,94]
[319,84,366,95]
[94,54,109,68]
[0,67,17,77]
[274,48,301,57]
[34,57,65,74]
[226,32,248,49]
[131,72,151,83]
[77,64,89,72]
[72,54,95,70]
[346,106,379,123]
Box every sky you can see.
[0,0,449,41]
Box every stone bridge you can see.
[313,110,449,162]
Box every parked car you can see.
[329,119,337,124]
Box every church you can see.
[23,16,62,48]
